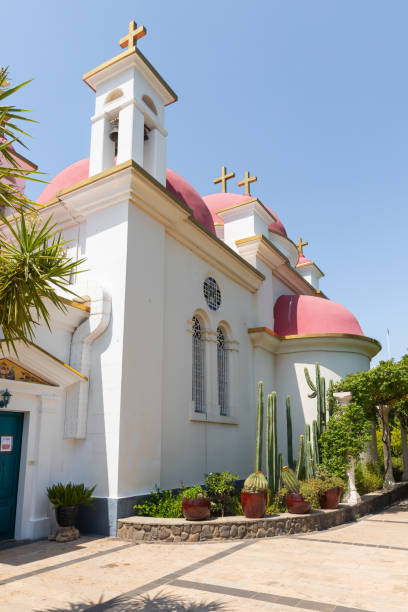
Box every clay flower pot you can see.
[56,505,79,527]
[285,493,311,514]
[182,497,211,521]
[319,486,342,510]
[241,491,267,518]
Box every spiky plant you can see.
[242,471,269,493]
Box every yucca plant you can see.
[0,67,85,348]
[0,214,86,347]
[46,483,96,509]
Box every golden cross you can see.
[119,20,147,51]
[213,166,235,193]
[296,237,308,256]
[237,170,257,196]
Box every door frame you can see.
[0,411,24,539]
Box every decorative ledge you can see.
[117,482,408,543]
[189,412,239,425]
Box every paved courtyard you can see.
[0,500,407,612]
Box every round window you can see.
[203,277,221,311]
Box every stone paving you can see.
[0,499,407,611]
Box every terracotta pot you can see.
[285,493,311,514]
[319,486,341,510]
[182,497,211,521]
[241,491,267,518]
[56,505,79,527]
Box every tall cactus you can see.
[277,452,283,489]
[312,420,320,466]
[327,379,335,417]
[255,381,264,472]
[295,434,305,480]
[305,363,327,436]
[286,395,294,469]
[266,392,277,493]
[305,423,311,445]
[305,441,314,479]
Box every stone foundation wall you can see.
[117,482,408,544]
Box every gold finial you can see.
[213,166,235,193]
[119,20,147,51]
[237,170,257,196]
[296,237,308,257]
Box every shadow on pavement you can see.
[36,590,227,611]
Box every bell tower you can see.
[83,21,177,185]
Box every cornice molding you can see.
[248,327,381,359]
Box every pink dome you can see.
[37,158,90,204]
[166,169,215,234]
[36,159,215,234]
[202,192,287,237]
[274,294,364,337]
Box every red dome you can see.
[166,169,215,234]
[36,159,215,234]
[37,158,90,204]
[202,192,287,237]
[297,255,312,266]
[274,294,364,337]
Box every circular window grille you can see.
[203,277,221,311]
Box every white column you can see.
[143,127,167,185]
[89,115,115,176]
[117,101,144,166]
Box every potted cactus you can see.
[241,471,269,518]
[281,466,311,514]
[182,486,210,521]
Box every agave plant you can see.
[46,483,96,509]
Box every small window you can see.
[142,94,158,115]
[217,327,229,416]
[192,316,205,413]
[105,88,124,104]
[203,277,221,311]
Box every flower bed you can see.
[117,482,408,543]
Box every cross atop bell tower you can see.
[119,21,147,51]
[83,20,177,185]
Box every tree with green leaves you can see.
[320,398,371,502]
[334,357,408,488]
[0,67,84,348]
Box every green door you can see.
[0,412,23,540]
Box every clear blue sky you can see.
[3,1,407,364]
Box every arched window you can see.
[192,316,205,413]
[217,327,229,416]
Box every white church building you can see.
[0,22,380,539]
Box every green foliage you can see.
[304,363,327,436]
[266,487,287,514]
[305,440,314,479]
[320,401,371,480]
[296,434,305,480]
[242,471,269,493]
[334,358,408,415]
[354,462,384,495]
[205,471,238,517]
[281,466,300,493]
[286,396,294,469]
[255,381,264,472]
[0,67,42,214]
[134,485,206,518]
[266,391,278,493]
[0,215,86,347]
[312,420,319,466]
[0,68,84,346]
[46,482,95,509]
[299,480,321,509]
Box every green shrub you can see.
[392,456,403,482]
[205,471,238,517]
[266,487,287,514]
[47,483,95,509]
[134,485,206,518]
[355,461,384,495]
[299,480,320,509]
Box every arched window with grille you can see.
[192,316,205,413]
[217,327,229,416]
